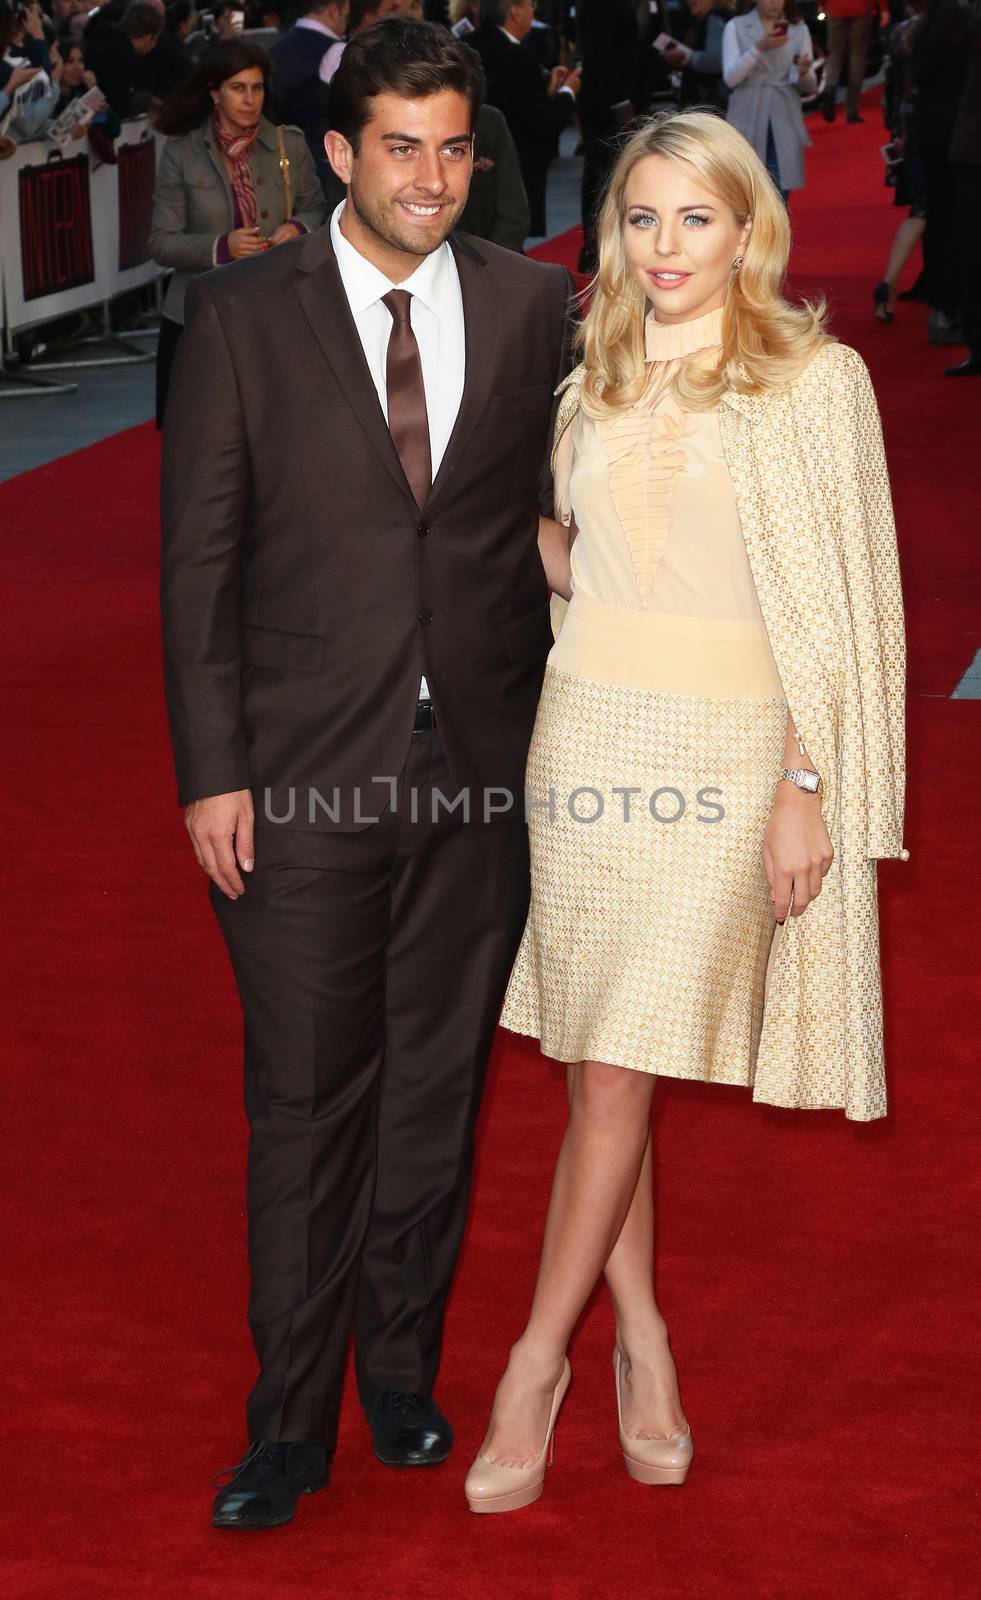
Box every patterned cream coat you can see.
[552,340,908,1121]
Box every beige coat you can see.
[149,118,327,324]
[552,339,908,1121]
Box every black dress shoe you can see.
[211,1440,330,1530]
[364,1391,454,1467]
[943,355,981,377]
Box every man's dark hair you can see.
[329,17,485,153]
[123,1,165,40]
[479,0,515,27]
[348,0,387,30]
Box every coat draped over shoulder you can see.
[549,340,908,1120]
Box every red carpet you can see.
[2,99,978,1598]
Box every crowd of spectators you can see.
[2,0,978,378]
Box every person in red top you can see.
[820,0,878,123]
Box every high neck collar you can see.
[645,305,725,363]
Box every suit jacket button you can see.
[417,520,430,538]
[418,609,434,626]
[260,209,269,219]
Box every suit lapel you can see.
[425,233,500,510]
[293,226,415,504]
[293,226,501,510]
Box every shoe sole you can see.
[372,1446,452,1467]
[623,1457,690,1486]
[211,1474,330,1530]
[466,1479,545,1514]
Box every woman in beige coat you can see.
[149,40,327,426]
[465,110,908,1515]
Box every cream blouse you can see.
[550,305,786,700]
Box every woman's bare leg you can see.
[884,215,926,288]
[602,1133,687,1439]
[477,1059,655,1468]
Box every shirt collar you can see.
[500,28,520,44]
[330,200,452,318]
[296,17,343,39]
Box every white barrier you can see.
[0,118,165,338]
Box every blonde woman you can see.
[464,109,908,1515]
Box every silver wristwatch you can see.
[781,766,823,796]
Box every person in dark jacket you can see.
[666,0,735,110]
[459,99,530,249]
[270,0,348,199]
[576,0,641,274]
[82,0,162,118]
[471,0,580,237]
[909,0,969,343]
[944,0,981,374]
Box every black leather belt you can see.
[412,699,437,733]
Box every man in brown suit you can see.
[160,16,570,1529]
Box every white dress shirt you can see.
[295,17,347,84]
[329,201,467,700]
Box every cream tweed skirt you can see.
[501,667,789,1085]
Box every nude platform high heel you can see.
[464,1359,572,1514]
[614,1348,693,1485]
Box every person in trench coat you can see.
[723,0,819,199]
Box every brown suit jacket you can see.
[160,224,572,830]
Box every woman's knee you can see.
[570,1059,654,1126]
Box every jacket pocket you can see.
[502,604,553,662]
[242,622,324,672]
[489,383,553,414]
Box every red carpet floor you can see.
[2,99,979,1599]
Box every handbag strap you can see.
[276,124,293,222]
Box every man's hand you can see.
[184,789,255,899]
[548,64,581,98]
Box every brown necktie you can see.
[382,289,432,508]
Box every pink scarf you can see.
[213,114,259,231]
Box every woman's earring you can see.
[731,255,744,272]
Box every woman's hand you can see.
[22,1,45,40]
[227,226,269,259]
[758,27,788,52]
[796,53,813,73]
[763,782,834,923]
[268,221,301,246]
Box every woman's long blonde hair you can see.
[579,109,829,415]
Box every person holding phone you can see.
[722,0,817,202]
